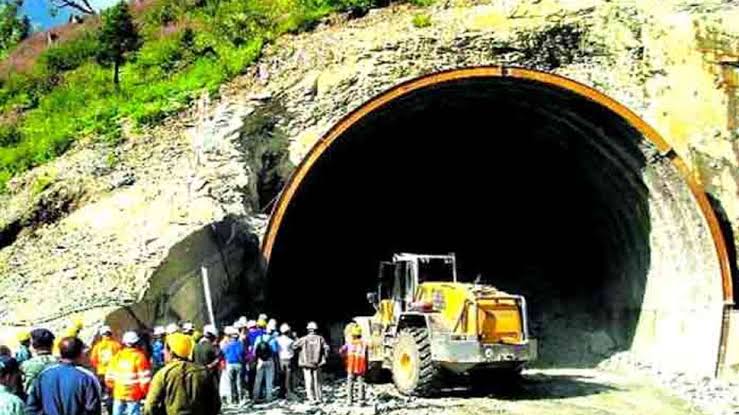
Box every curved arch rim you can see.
[260,66,733,305]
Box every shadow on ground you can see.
[435,372,620,400]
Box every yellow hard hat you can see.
[17,331,30,342]
[351,325,362,337]
[257,319,267,328]
[167,333,193,358]
[64,327,80,337]
[64,318,84,337]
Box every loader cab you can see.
[370,253,457,320]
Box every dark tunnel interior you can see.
[266,77,653,367]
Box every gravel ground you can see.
[220,368,714,415]
[598,352,739,415]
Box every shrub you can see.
[331,0,375,16]
[136,33,185,75]
[30,169,56,196]
[145,1,179,27]
[412,12,431,28]
[40,31,99,74]
[0,122,20,146]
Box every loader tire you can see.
[391,327,442,396]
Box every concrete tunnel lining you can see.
[261,67,733,376]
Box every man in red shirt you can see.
[339,324,368,406]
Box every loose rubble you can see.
[598,352,739,415]
[216,367,722,415]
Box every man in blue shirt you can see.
[150,326,165,373]
[245,319,264,399]
[222,327,246,405]
[252,328,278,402]
[27,337,102,415]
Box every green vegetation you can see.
[96,2,142,86]
[30,168,56,196]
[0,0,29,58]
[412,12,431,28]
[0,0,432,192]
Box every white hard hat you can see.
[280,323,290,334]
[182,322,194,332]
[165,323,180,335]
[224,326,238,336]
[234,317,246,329]
[307,322,318,330]
[267,319,277,331]
[258,313,268,321]
[246,320,257,329]
[203,324,218,337]
[122,331,140,346]
[153,326,165,336]
[99,325,112,336]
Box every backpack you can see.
[255,336,273,361]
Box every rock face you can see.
[105,216,263,331]
[0,0,737,378]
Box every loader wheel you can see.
[391,328,441,396]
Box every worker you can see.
[14,331,31,364]
[193,324,221,374]
[20,328,58,396]
[221,326,245,405]
[150,326,166,373]
[252,325,278,402]
[181,322,194,336]
[53,319,83,357]
[90,325,122,414]
[105,331,151,415]
[0,356,25,415]
[266,318,280,390]
[245,319,262,398]
[276,323,295,399]
[292,322,329,403]
[340,324,369,406]
[266,319,278,337]
[234,317,247,338]
[143,333,220,415]
[164,323,179,336]
[27,337,102,415]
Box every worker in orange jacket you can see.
[106,331,152,415]
[339,324,369,406]
[90,325,122,413]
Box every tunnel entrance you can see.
[263,68,731,375]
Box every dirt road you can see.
[222,368,706,415]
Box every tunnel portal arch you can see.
[261,67,733,376]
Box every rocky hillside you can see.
[0,0,737,354]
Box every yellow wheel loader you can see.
[352,253,537,396]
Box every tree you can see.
[49,0,96,16]
[0,0,30,55]
[96,2,141,87]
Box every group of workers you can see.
[0,315,370,415]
